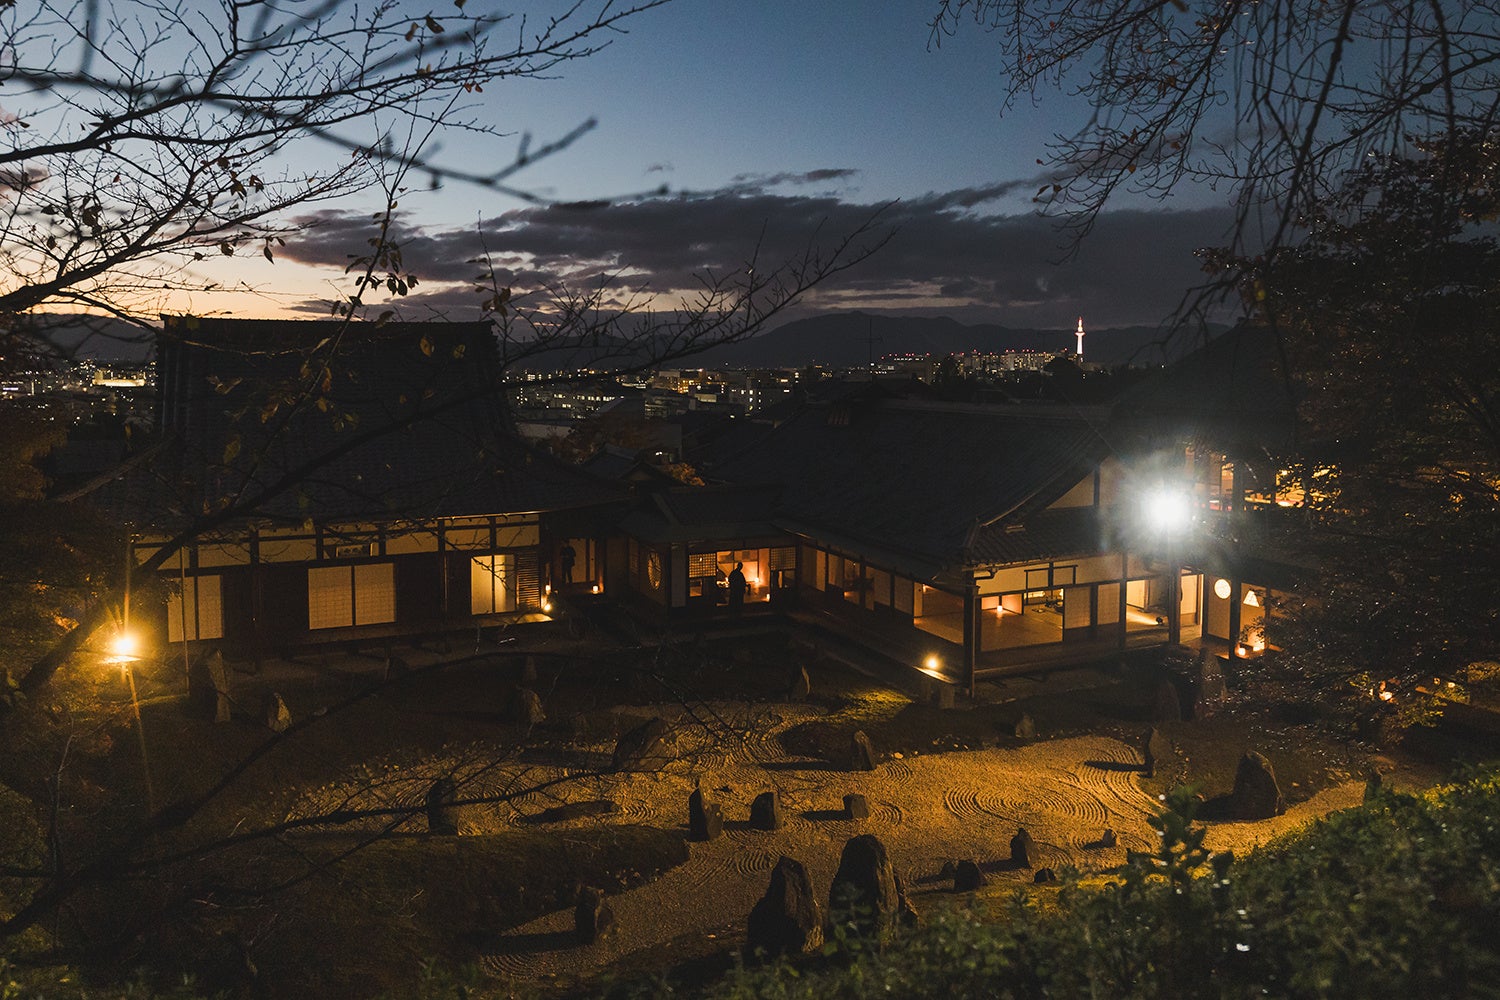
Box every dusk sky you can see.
[184,0,1238,330]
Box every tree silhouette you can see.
[1207,132,1500,721]
[933,0,1500,271]
[0,0,690,335]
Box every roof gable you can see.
[708,398,1111,567]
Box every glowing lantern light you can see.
[107,630,141,665]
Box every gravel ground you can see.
[289,698,1372,991]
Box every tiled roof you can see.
[706,398,1111,571]
[87,318,624,530]
[617,484,784,543]
[967,506,1106,566]
[653,484,783,527]
[579,447,645,481]
[618,482,786,542]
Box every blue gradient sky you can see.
[195,1,1237,329]
[457,1,1075,210]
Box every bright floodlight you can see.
[1141,487,1192,535]
[108,630,140,662]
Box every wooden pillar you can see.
[437,521,450,619]
[1227,459,1245,655]
[1119,551,1130,650]
[250,528,264,671]
[962,585,979,698]
[1228,576,1243,655]
[1168,560,1182,648]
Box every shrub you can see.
[691,773,1500,999]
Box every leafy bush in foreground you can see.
[705,775,1500,1000]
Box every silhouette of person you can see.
[560,542,576,584]
[727,561,747,613]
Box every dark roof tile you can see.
[708,399,1110,567]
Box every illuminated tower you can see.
[1075,316,1085,359]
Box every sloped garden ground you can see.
[0,624,1471,998]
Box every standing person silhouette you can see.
[727,561,747,614]
[560,541,577,584]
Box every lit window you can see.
[471,554,516,614]
[309,563,396,629]
[167,575,224,642]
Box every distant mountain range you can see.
[24,309,1219,369]
[20,314,154,362]
[685,312,1211,369]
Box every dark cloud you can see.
[726,168,862,191]
[279,181,1236,328]
[0,165,48,197]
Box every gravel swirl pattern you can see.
[287,714,1354,991]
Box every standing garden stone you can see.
[1363,769,1383,803]
[1228,751,1285,819]
[1193,655,1229,719]
[828,834,916,940]
[574,886,616,945]
[1013,713,1037,740]
[787,664,811,701]
[612,717,670,771]
[1153,679,1183,723]
[262,692,292,733]
[849,730,877,771]
[750,790,783,831]
[1141,726,1168,778]
[1010,827,1036,868]
[425,777,459,835]
[953,860,986,891]
[507,687,546,726]
[745,856,823,960]
[688,787,724,841]
[843,793,870,820]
